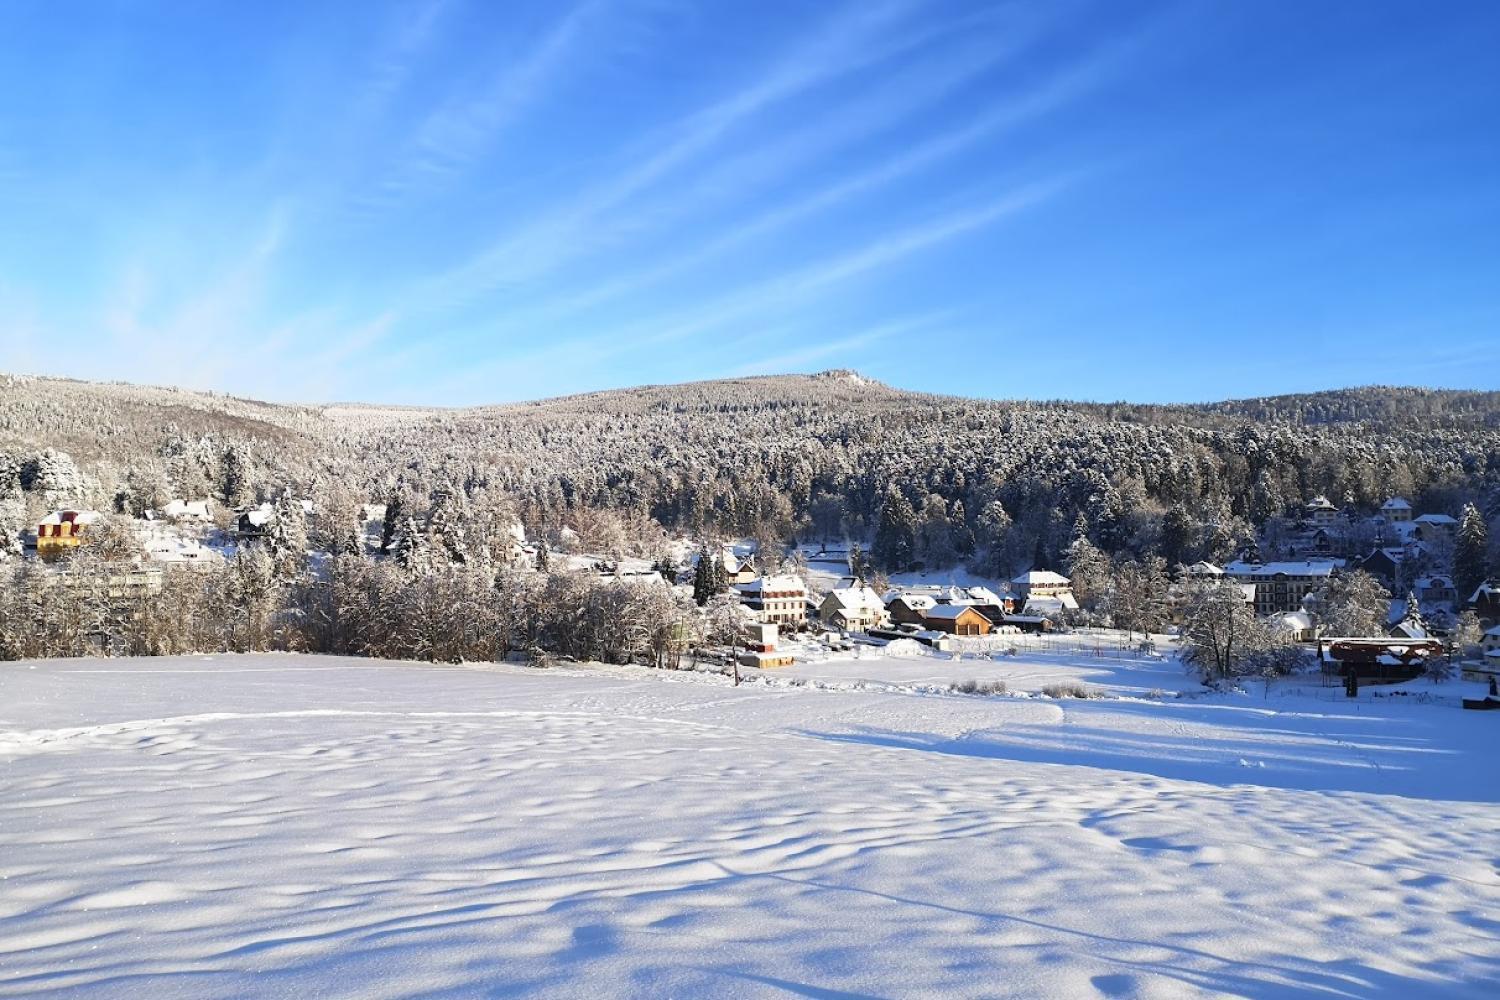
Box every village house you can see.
[722,552,758,586]
[1481,625,1500,656]
[1355,548,1404,590]
[885,592,937,627]
[236,503,275,542]
[1413,575,1457,615]
[1379,497,1413,523]
[138,525,224,572]
[1469,581,1500,627]
[1272,609,1318,642]
[1412,513,1459,544]
[1303,496,1339,527]
[1010,570,1077,615]
[35,510,101,560]
[921,604,992,637]
[1222,559,1342,616]
[158,499,213,522]
[735,574,807,627]
[819,584,888,632]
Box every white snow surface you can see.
[2,654,1498,998]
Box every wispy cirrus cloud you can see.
[496,39,1125,333]
[419,170,1075,401]
[404,0,991,312]
[348,0,613,215]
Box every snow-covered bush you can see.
[1042,681,1104,699]
[950,678,1007,696]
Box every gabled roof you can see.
[888,593,936,610]
[823,586,885,613]
[923,603,985,620]
[963,586,1006,605]
[1274,610,1314,631]
[1012,570,1070,586]
[39,509,101,526]
[1381,497,1412,510]
[1305,495,1337,510]
[738,574,805,593]
[1471,581,1500,604]
[1024,593,1079,613]
[1414,513,1458,526]
[1183,561,1224,577]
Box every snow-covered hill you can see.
[2,655,1496,997]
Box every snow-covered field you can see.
[2,655,1498,998]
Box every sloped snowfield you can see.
[2,656,1497,998]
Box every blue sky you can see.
[0,1,1496,406]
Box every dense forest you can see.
[3,370,1500,576]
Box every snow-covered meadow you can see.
[2,654,1498,998]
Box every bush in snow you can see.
[1042,681,1104,699]
[950,678,1007,696]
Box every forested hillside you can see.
[3,370,1499,574]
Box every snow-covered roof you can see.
[1415,513,1458,525]
[1415,576,1453,590]
[1183,561,1224,577]
[738,574,805,593]
[1381,497,1412,510]
[889,593,936,610]
[1305,496,1337,510]
[1484,625,1500,637]
[923,604,985,620]
[1012,570,1070,586]
[1471,581,1500,603]
[964,586,1006,605]
[39,509,101,526]
[824,586,885,614]
[1223,559,1341,578]
[1024,594,1079,614]
[161,499,212,519]
[1274,610,1314,631]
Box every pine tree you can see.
[392,516,429,576]
[428,489,472,566]
[380,488,405,554]
[1455,503,1490,605]
[266,495,309,581]
[692,543,726,606]
[950,499,975,559]
[848,542,870,583]
[872,486,916,572]
[1401,590,1424,630]
[220,444,251,507]
[915,494,954,568]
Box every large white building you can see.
[1223,559,1342,615]
[736,575,808,627]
